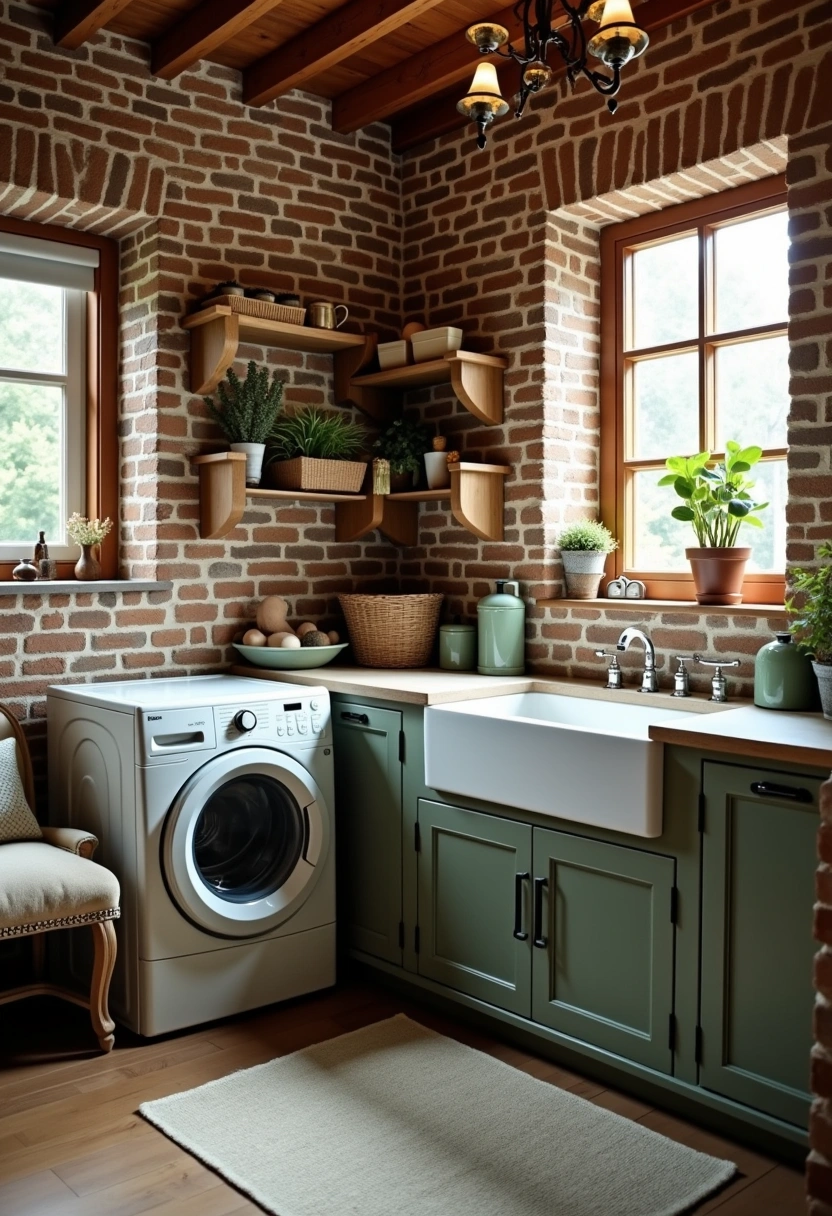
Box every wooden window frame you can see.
[600,175,788,605]
[0,215,118,582]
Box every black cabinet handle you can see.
[532,876,548,948]
[340,712,369,725]
[750,781,813,804]
[513,872,529,941]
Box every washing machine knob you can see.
[234,710,257,733]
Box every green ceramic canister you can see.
[477,579,526,676]
[754,631,818,711]
[439,623,476,671]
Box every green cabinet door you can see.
[531,828,676,1073]
[333,702,403,965]
[417,800,532,1016]
[700,761,820,1127]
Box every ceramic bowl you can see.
[232,642,348,670]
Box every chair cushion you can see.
[0,841,120,937]
[0,736,42,844]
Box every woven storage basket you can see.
[338,594,444,668]
[268,457,367,494]
[211,294,306,326]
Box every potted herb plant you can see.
[557,520,618,599]
[787,540,832,718]
[265,407,368,494]
[204,360,284,486]
[373,418,430,492]
[659,442,768,605]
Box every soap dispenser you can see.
[477,580,525,676]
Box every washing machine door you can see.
[161,746,330,939]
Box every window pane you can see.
[715,335,789,451]
[745,459,787,574]
[631,351,699,461]
[631,234,698,350]
[632,469,689,571]
[0,277,65,374]
[0,381,62,544]
[714,210,788,333]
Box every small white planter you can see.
[813,661,832,720]
[424,451,451,489]
[560,549,609,599]
[230,442,266,486]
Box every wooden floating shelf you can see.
[335,348,507,426]
[182,304,367,395]
[194,453,510,544]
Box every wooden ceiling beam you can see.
[54,0,135,48]
[151,0,285,80]
[388,0,719,153]
[332,3,525,134]
[243,0,446,109]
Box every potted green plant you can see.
[373,418,430,492]
[659,442,768,605]
[204,360,284,486]
[557,520,618,599]
[787,541,832,718]
[265,407,368,494]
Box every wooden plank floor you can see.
[0,981,807,1215]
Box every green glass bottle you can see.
[754,632,818,711]
[477,579,525,676]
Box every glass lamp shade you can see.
[522,60,553,92]
[465,22,510,54]
[587,0,649,65]
[456,61,510,118]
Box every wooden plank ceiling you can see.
[34,0,716,152]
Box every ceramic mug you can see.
[309,301,348,330]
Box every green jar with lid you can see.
[477,579,526,676]
[754,632,818,711]
[439,623,476,671]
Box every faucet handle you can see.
[693,654,741,703]
[594,649,622,690]
[671,655,693,698]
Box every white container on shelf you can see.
[377,339,410,370]
[411,327,463,363]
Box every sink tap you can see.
[617,627,659,693]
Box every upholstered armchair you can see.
[0,704,120,1052]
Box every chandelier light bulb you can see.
[522,60,553,93]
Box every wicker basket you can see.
[210,294,306,326]
[268,457,367,494]
[338,594,444,668]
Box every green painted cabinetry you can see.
[333,702,403,965]
[531,829,676,1074]
[699,761,820,1127]
[417,800,532,1015]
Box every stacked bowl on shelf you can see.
[377,326,463,370]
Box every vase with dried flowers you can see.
[67,513,112,581]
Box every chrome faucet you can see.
[617,627,659,693]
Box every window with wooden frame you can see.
[0,216,118,581]
[600,176,788,604]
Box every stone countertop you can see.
[649,704,832,770]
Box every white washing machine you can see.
[47,675,335,1036]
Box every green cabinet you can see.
[417,800,532,1015]
[699,761,820,1127]
[531,828,676,1074]
[333,702,403,965]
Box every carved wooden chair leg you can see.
[89,920,117,1053]
[31,932,45,981]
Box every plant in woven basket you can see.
[266,408,367,462]
[204,361,284,445]
[373,418,430,477]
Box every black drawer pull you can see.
[513,872,529,941]
[750,780,813,804]
[532,876,548,949]
[340,712,369,725]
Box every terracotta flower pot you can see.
[686,547,751,606]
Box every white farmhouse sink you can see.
[424,692,692,838]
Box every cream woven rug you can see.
[140,1014,735,1216]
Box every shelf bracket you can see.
[449,355,504,425]
[193,452,247,539]
[189,311,239,396]
[379,498,419,546]
[334,492,385,543]
[334,335,398,422]
[450,463,508,541]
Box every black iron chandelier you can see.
[458,0,649,148]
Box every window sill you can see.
[537,598,787,617]
[0,580,173,596]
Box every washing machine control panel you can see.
[215,693,330,747]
